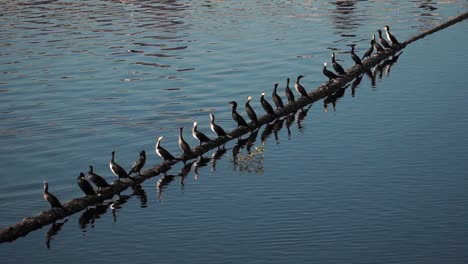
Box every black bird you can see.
[284,78,295,103]
[260,92,276,116]
[209,113,228,138]
[377,29,391,50]
[331,53,348,76]
[110,151,135,181]
[128,150,146,176]
[43,181,64,209]
[88,165,111,192]
[229,101,250,129]
[155,136,177,162]
[373,34,384,53]
[294,75,310,98]
[192,121,211,145]
[178,127,192,158]
[322,62,338,82]
[362,35,375,60]
[271,83,284,110]
[350,45,362,66]
[77,172,96,196]
[384,25,401,47]
[245,96,258,125]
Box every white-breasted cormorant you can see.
[209,113,228,138]
[128,150,146,176]
[272,83,284,110]
[88,165,111,191]
[77,172,97,196]
[295,75,310,98]
[156,136,177,162]
[229,101,250,129]
[260,92,276,116]
[245,96,258,125]
[192,121,211,145]
[285,78,295,103]
[178,127,192,157]
[43,181,65,209]
[109,151,135,182]
[384,25,400,47]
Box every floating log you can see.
[1,11,467,244]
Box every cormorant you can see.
[377,29,391,50]
[332,53,348,76]
[209,113,228,138]
[260,92,276,116]
[245,96,258,125]
[228,101,250,129]
[285,78,295,103]
[88,165,111,191]
[192,121,211,145]
[384,25,401,47]
[77,172,96,196]
[373,34,384,53]
[362,35,375,60]
[178,127,192,157]
[350,45,362,66]
[110,151,135,181]
[294,75,310,98]
[43,181,64,209]
[155,136,177,162]
[323,62,338,82]
[128,150,146,176]
[272,83,284,110]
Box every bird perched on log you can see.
[362,35,375,59]
[77,172,97,196]
[245,96,258,126]
[331,53,348,76]
[192,121,211,145]
[43,181,65,210]
[128,150,146,176]
[260,92,276,116]
[350,44,362,67]
[229,101,250,130]
[156,136,177,162]
[384,25,401,48]
[295,75,310,98]
[285,78,295,103]
[110,151,135,182]
[377,29,391,50]
[323,62,338,83]
[372,34,384,53]
[178,127,192,158]
[271,83,284,110]
[209,113,229,138]
[88,165,111,192]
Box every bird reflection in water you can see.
[157,174,175,201]
[351,73,363,97]
[45,219,68,250]
[193,155,210,180]
[273,118,285,144]
[324,85,349,113]
[110,195,130,223]
[131,184,147,208]
[297,104,313,131]
[261,122,274,146]
[246,128,259,153]
[285,112,296,139]
[179,161,195,189]
[211,147,227,172]
[79,202,111,230]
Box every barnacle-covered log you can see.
[1,11,466,244]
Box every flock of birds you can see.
[43,25,401,211]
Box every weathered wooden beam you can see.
[1,11,466,244]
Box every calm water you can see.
[1,0,468,263]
